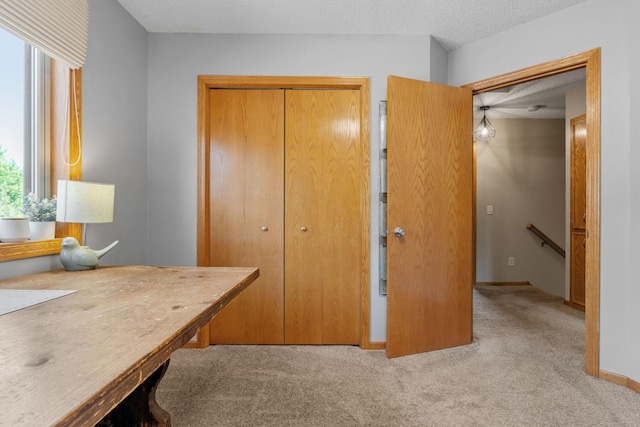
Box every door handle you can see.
[394,227,406,237]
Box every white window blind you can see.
[0,0,88,69]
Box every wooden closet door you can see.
[284,89,362,344]
[208,89,285,344]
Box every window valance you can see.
[0,0,88,69]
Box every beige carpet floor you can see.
[156,284,640,426]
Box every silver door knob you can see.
[394,227,406,237]
[301,226,308,232]
[261,226,268,232]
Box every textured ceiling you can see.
[115,0,588,50]
[474,68,586,119]
[115,0,588,117]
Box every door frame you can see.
[463,48,601,377]
[195,76,371,348]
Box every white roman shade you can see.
[0,0,88,69]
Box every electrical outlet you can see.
[487,205,493,215]
[508,257,515,267]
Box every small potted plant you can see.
[23,193,57,240]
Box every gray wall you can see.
[429,37,448,85]
[449,0,638,385]
[0,256,60,279]
[82,0,148,265]
[0,0,148,280]
[146,33,433,342]
[476,119,565,297]
[628,0,640,384]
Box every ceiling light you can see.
[528,104,546,112]
[473,106,496,142]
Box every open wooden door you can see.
[386,76,473,358]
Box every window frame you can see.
[0,59,82,262]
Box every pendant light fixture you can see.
[473,106,496,141]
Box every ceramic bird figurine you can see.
[59,237,119,271]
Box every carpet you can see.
[156,284,640,426]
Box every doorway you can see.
[473,71,582,298]
[463,48,601,377]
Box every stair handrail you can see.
[525,224,565,258]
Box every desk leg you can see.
[96,360,172,427]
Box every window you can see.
[0,29,26,217]
[0,28,50,214]
[0,27,82,261]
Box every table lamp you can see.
[56,179,115,245]
[56,180,118,271]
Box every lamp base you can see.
[59,237,119,271]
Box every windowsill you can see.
[0,239,62,262]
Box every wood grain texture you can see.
[208,89,285,344]
[386,76,473,358]
[570,115,587,229]
[463,48,601,377]
[599,370,640,395]
[0,238,64,261]
[564,299,586,312]
[357,79,371,349]
[570,230,586,309]
[197,76,370,348]
[367,342,387,350]
[570,115,587,311]
[463,49,598,93]
[51,63,82,243]
[584,49,601,377]
[477,282,531,286]
[284,89,361,344]
[198,76,367,89]
[197,76,211,269]
[0,265,258,427]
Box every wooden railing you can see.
[525,224,565,258]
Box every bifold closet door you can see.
[208,89,285,344]
[284,89,362,344]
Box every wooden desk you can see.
[0,265,259,426]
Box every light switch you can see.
[487,205,493,215]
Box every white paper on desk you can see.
[0,289,77,316]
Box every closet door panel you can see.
[284,90,323,344]
[285,89,361,344]
[208,89,285,344]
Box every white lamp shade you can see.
[56,180,115,223]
